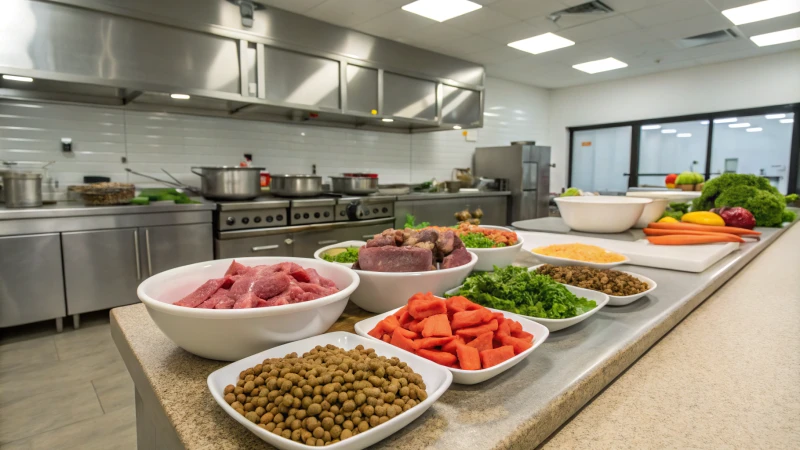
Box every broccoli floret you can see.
[782,209,797,223]
[669,202,690,214]
[660,210,684,220]
[714,185,785,227]
[693,174,779,211]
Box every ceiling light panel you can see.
[751,26,800,46]
[572,58,628,74]
[170,93,190,100]
[746,127,763,132]
[722,0,800,26]
[402,0,482,22]
[700,120,710,125]
[662,129,677,134]
[508,33,575,55]
[765,113,786,119]
[714,118,737,123]
[729,123,751,128]
[780,118,794,123]
[677,133,692,137]
[642,125,662,130]
[2,75,33,82]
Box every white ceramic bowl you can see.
[313,240,366,268]
[530,248,630,270]
[137,257,359,361]
[466,226,524,272]
[626,191,701,201]
[444,284,609,332]
[555,196,653,233]
[633,198,669,228]
[351,252,478,313]
[208,332,452,450]
[355,306,549,385]
[529,264,657,307]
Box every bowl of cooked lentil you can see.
[531,243,629,270]
[530,264,657,306]
[208,332,452,450]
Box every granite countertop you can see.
[110,223,797,449]
[0,200,215,220]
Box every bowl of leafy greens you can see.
[461,225,523,272]
[314,240,365,267]
[445,265,609,332]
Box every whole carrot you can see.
[647,222,760,236]
[646,234,743,245]
[643,228,746,243]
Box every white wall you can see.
[0,77,549,193]
[549,50,800,191]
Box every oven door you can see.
[214,233,293,259]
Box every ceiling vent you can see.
[548,1,613,23]
[674,29,739,48]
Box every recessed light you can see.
[381,118,394,122]
[765,113,786,119]
[572,57,628,74]
[483,112,499,117]
[729,123,751,128]
[401,0,482,22]
[780,118,794,123]
[453,125,462,130]
[2,75,33,82]
[508,33,575,55]
[661,129,677,134]
[722,0,800,26]
[642,125,662,130]
[714,118,737,123]
[746,127,763,132]
[170,93,190,100]
[700,120,710,125]
[751,26,800,47]
[677,133,692,138]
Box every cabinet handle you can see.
[251,245,279,252]
[145,229,153,277]
[133,231,141,281]
[317,240,337,245]
[285,238,294,245]
[362,234,375,239]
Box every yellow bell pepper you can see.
[658,216,679,224]
[681,211,725,226]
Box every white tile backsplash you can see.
[0,77,550,191]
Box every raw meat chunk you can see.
[319,275,336,288]
[358,246,433,272]
[224,260,248,277]
[442,247,471,269]
[305,268,321,285]
[366,234,397,248]
[214,298,235,309]
[435,230,456,256]
[233,292,260,309]
[251,273,292,300]
[174,278,229,308]
[297,282,337,297]
[289,267,311,283]
[197,289,230,309]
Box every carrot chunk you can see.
[377,315,401,334]
[499,335,533,355]
[451,308,493,330]
[413,336,456,350]
[408,293,447,319]
[508,320,523,334]
[445,296,482,314]
[466,331,494,353]
[416,348,457,366]
[511,330,534,342]
[440,336,466,354]
[393,306,408,320]
[367,325,383,339]
[397,310,414,327]
[422,314,452,337]
[381,334,391,343]
[408,318,427,334]
[390,329,416,353]
[393,327,419,340]
[456,345,481,370]
[479,345,515,368]
[495,320,512,338]
[455,319,498,338]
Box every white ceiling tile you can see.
[352,9,435,40]
[259,0,328,14]
[488,0,567,20]
[736,13,800,37]
[705,0,756,11]
[461,46,528,65]
[304,0,406,27]
[434,35,501,56]
[397,24,473,49]
[557,15,640,42]
[601,0,672,14]
[480,21,558,44]
[443,7,518,33]
[646,13,734,40]
[548,12,615,29]
[627,0,719,27]
[484,56,556,77]
[695,42,800,64]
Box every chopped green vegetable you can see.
[669,202,690,213]
[692,174,796,227]
[321,247,359,263]
[131,196,150,205]
[446,266,596,319]
[561,187,581,197]
[403,214,430,230]
[460,232,506,248]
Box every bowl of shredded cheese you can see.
[531,243,629,269]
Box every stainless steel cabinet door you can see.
[62,228,141,315]
[140,224,213,277]
[214,233,294,259]
[0,233,66,327]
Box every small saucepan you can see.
[330,176,379,195]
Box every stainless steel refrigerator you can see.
[474,142,551,223]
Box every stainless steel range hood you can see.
[0,0,485,133]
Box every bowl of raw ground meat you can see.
[136,257,359,361]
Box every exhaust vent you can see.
[548,1,613,23]
[674,29,739,49]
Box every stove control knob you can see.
[372,208,379,214]
[339,211,346,216]
[294,213,301,220]
[303,213,310,219]
[364,210,370,216]
[276,215,284,221]
[254,216,261,223]
[314,212,320,218]
[382,207,388,213]
[266,216,273,223]
[226,217,236,225]
[241,217,249,224]
[323,211,330,218]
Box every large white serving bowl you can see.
[313,240,366,268]
[529,264,657,307]
[355,306,549,385]
[350,251,478,313]
[467,225,524,272]
[633,198,669,228]
[137,257,359,361]
[208,332,452,450]
[554,196,652,233]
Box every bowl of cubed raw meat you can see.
[136,257,359,361]
[349,228,478,314]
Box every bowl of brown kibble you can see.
[530,264,657,307]
[207,332,452,450]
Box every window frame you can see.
[567,103,800,194]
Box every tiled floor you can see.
[0,312,136,449]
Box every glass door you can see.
[637,120,709,187]
[710,112,794,194]
[570,126,631,194]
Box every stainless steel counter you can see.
[0,201,215,220]
[395,190,511,201]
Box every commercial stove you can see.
[213,194,396,259]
